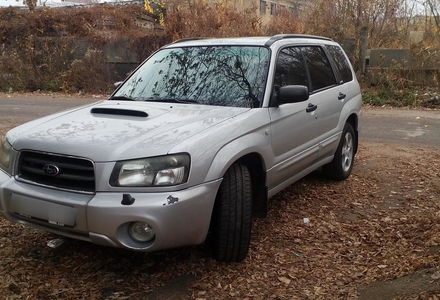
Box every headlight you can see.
[110,154,190,187]
[0,136,13,175]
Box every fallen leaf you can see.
[278,277,291,285]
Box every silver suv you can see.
[0,35,362,262]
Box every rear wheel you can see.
[323,123,356,181]
[211,163,252,262]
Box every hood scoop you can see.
[91,107,148,118]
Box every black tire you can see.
[211,163,252,262]
[323,123,356,181]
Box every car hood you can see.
[8,101,250,162]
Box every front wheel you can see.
[211,163,252,262]
[323,123,356,181]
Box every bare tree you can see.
[425,0,440,29]
[307,0,418,47]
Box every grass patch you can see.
[362,86,440,108]
[363,88,419,107]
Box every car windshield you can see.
[112,46,271,108]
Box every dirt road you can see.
[0,94,439,299]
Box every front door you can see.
[268,46,319,189]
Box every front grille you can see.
[18,151,95,193]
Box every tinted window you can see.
[327,45,353,83]
[273,47,308,88]
[301,46,337,92]
[114,46,270,108]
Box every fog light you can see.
[129,222,155,242]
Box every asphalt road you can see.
[361,108,440,147]
[0,94,439,146]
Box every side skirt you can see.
[268,155,334,199]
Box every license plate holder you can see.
[9,193,77,227]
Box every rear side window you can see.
[273,47,308,88]
[301,46,337,92]
[327,45,353,83]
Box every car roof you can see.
[163,34,337,49]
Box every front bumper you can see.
[0,170,221,251]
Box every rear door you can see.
[325,44,356,108]
[300,46,342,159]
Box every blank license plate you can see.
[9,193,77,227]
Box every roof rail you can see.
[172,37,209,44]
[265,34,333,46]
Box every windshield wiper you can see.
[109,95,136,101]
[144,98,200,104]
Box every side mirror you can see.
[278,85,309,105]
[114,81,123,88]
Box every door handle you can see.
[306,103,318,113]
[338,92,347,100]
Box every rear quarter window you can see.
[326,45,354,83]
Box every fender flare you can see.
[204,132,270,183]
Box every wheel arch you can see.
[345,113,359,154]
[208,150,269,219]
[236,153,268,218]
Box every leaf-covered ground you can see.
[1,142,439,299]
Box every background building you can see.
[258,0,312,16]
[227,0,314,23]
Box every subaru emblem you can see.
[43,164,60,176]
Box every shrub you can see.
[164,0,263,40]
[61,49,110,93]
[0,5,166,93]
[0,0,437,100]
